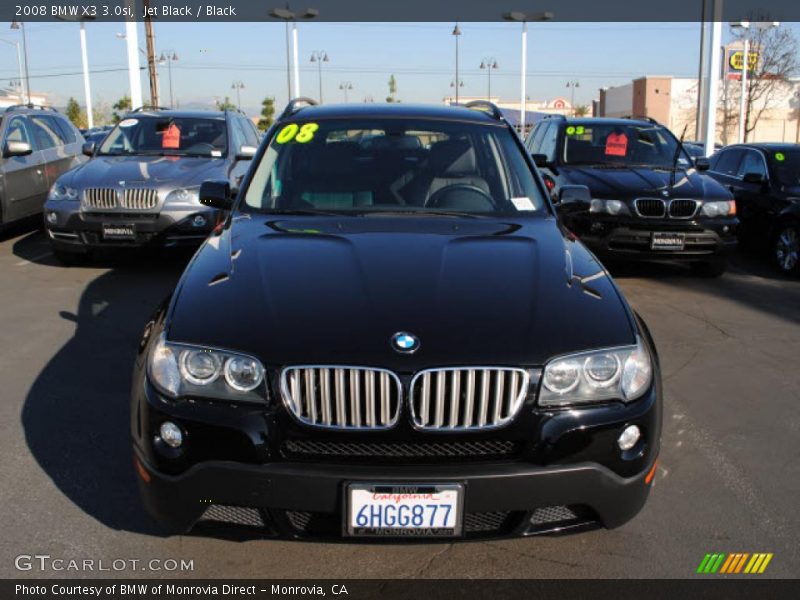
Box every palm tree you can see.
[573,104,590,117]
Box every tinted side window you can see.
[738,150,767,178]
[539,122,559,161]
[3,116,32,146]
[530,122,549,153]
[230,118,247,152]
[711,149,744,176]
[29,116,63,149]
[49,116,77,144]
[240,117,259,147]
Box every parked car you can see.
[43,107,261,263]
[131,100,661,540]
[706,143,800,275]
[525,116,738,276]
[82,127,111,146]
[0,105,86,229]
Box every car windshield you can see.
[97,116,227,157]
[769,149,800,186]
[242,118,545,216]
[563,123,691,169]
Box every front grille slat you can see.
[282,366,401,430]
[635,198,666,218]
[84,188,118,210]
[122,188,158,210]
[410,367,529,431]
[669,199,698,218]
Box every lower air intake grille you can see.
[197,505,264,528]
[530,505,578,525]
[281,439,520,462]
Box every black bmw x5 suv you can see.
[131,100,661,541]
[525,116,738,276]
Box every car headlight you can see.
[148,334,266,402]
[48,182,79,201]
[539,338,653,406]
[164,187,200,205]
[700,200,736,217]
[589,198,630,215]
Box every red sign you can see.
[605,132,628,156]
[162,123,181,149]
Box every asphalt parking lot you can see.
[1,221,798,579]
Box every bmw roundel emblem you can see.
[391,332,420,354]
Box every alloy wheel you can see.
[775,226,800,273]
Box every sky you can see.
[1,20,799,117]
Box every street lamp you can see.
[0,38,26,105]
[56,13,97,128]
[310,50,329,102]
[566,80,580,114]
[232,81,245,109]
[9,21,31,106]
[730,20,779,143]
[450,78,463,103]
[503,11,553,135]
[269,6,319,102]
[339,81,353,102]
[159,50,179,108]
[479,57,499,101]
[452,23,462,104]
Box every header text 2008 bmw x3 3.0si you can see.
[131,100,661,540]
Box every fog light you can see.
[159,421,183,448]
[617,425,641,451]
[46,212,57,225]
[723,225,729,233]
[192,215,207,228]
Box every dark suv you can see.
[131,100,661,541]
[706,143,800,275]
[0,105,85,229]
[43,108,260,263]
[525,116,738,276]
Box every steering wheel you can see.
[425,183,495,211]
[183,142,217,155]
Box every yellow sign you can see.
[728,50,759,73]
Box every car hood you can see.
[562,164,731,200]
[167,214,637,369]
[61,155,225,189]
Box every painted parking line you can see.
[15,251,53,266]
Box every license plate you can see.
[651,232,685,250]
[102,223,136,240]
[346,483,463,538]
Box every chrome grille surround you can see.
[409,367,530,431]
[83,188,118,210]
[280,366,402,430]
[121,188,159,210]
[668,199,698,218]
[634,198,665,218]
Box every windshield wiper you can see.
[267,208,344,217]
[360,209,481,219]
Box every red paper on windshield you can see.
[605,132,628,156]
[162,123,181,149]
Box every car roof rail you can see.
[543,114,567,120]
[4,104,58,113]
[278,97,319,121]
[463,100,504,121]
[130,105,172,113]
[621,115,661,125]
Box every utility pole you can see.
[452,23,461,104]
[143,0,160,108]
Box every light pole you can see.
[9,21,31,105]
[159,50,178,108]
[338,81,353,103]
[310,50,328,102]
[730,20,779,143]
[269,6,319,102]
[232,81,245,109]
[566,80,580,114]
[479,57,498,101]
[55,13,96,126]
[0,38,26,104]
[503,11,553,135]
[452,23,461,104]
[450,78,463,102]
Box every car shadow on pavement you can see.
[21,255,191,536]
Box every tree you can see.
[258,97,275,131]
[386,74,398,103]
[727,23,799,141]
[217,96,236,111]
[112,95,132,123]
[573,104,590,117]
[65,97,87,129]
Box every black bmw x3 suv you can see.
[132,100,662,541]
[525,116,738,276]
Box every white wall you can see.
[603,83,633,117]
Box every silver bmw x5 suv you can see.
[43,107,259,263]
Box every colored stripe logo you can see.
[696,553,773,574]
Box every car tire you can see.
[774,225,800,276]
[53,249,88,267]
[691,260,726,278]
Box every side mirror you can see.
[742,172,765,184]
[4,140,32,157]
[556,185,592,215]
[199,179,234,210]
[531,153,549,168]
[82,142,96,157]
[694,157,710,171]
[235,145,257,160]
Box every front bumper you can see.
[43,203,219,251]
